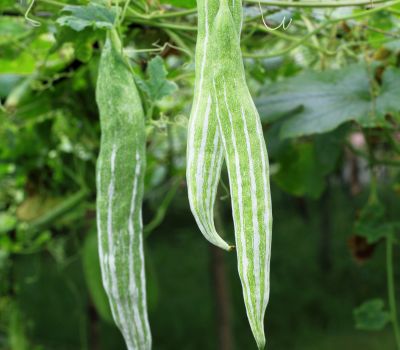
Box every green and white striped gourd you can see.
[96,28,151,350]
[186,0,242,251]
[211,1,273,349]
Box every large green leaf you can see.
[57,4,117,32]
[270,125,345,198]
[273,142,326,199]
[256,66,400,138]
[376,67,400,117]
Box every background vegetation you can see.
[1,0,400,349]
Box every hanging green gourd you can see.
[186,0,242,252]
[96,28,152,350]
[187,0,273,348]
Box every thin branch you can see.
[135,8,196,19]
[27,188,89,231]
[362,24,400,38]
[126,14,196,31]
[39,0,67,6]
[250,24,336,56]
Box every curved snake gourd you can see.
[187,1,273,348]
[186,0,242,251]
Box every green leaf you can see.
[9,303,29,350]
[136,56,178,102]
[376,67,400,122]
[256,65,400,138]
[354,186,397,243]
[354,299,390,331]
[82,231,113,323]
[0,34,55,74]
[159,0,196,8]
[57,4,117,32]
[314,126,346,176]
[0,0,15,10]
[0,16,31,45]
[0,213,17,234]
[0,74,23,99]
[273,142,326,198]
[55,27,100,63]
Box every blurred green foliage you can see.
[1,0,400,349]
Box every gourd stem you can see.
[109,28,123,52]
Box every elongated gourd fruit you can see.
[96,28,151,350]
[186,0,242,251]
[212,1,273,348]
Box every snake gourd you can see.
[96,28,152,350]
[187,1,273,348]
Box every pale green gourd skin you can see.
[96,29,151,350]
[211,1,273,349]
[188,1,273,347]
[186,0,242,252]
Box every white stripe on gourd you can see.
[211,1,273,349]
[96,29,151,350]
[186,0,242,251]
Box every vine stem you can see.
[39,0,66,6]
[40,0,390,8]
[244,0,400,58]
[387,232,400,350]
[248,0,389,7]
[28,189,88,231]
[125,13,196,31]
[39,0,390,11]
